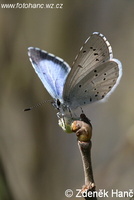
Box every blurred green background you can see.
[0,0,134,200]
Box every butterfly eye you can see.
[57,99,61,107]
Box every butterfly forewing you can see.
[63,32,122,109]
[28,47,70,100]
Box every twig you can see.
[72,114,97,200]
[78,141,97,200]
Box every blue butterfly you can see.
[28,32,122,131]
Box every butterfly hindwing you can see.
[28,47,71,100]
[63,59,122,109]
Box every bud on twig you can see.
[71,114,92,142]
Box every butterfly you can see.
[28,32,122,132]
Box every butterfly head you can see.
[51,99,61,111]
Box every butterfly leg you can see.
[67,107,73,119]
[57,111,67,130]
[80,107,84,114]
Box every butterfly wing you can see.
[28,47,71,100]
[63,32,122,109]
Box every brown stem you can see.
[78,141,94,186]
[78,141,97,200]
[72,114,97,200]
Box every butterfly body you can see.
[28,32,122,132]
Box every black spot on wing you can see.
[94,69,98,77]
[83,50,86,53]
[78,64,83,68]
[94,53,98,56]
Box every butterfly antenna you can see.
[23,100,53,111]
